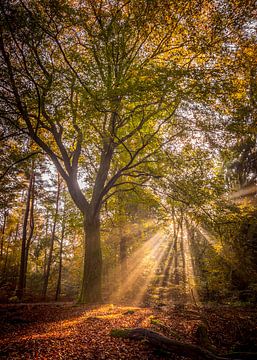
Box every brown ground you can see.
[0,303,257,359]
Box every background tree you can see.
[1,0,256,303]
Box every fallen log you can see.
[110,328,257,360]
[225,353,257,360]
[111,328,226,360]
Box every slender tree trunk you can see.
[23,173,35,289]
[172,210,182,286]
[16,166,34,300]
[43,210,49,279]
[13,223,19,286]
[55,203,66,301]
[42,174,61,299]
[180,218,186,286]
[79,213,102,304]
[174,225,179,285]
[0,209,7,259]
[117,191,127,288]
[120,233,128,276]
[2,221,19,285]
[2,234,11,283]
[172,207,180,241]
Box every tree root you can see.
[150,317,182,340]
[110,328,257,360]
[195,323,217,353]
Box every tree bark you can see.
[1,234,11,284]
[43,210,49,280]
[55,202,66,301]
[111,327,224,360]
[180,218,186,286]
[111,328,257,360]
[120,233,128,276]
[79,213,102,304]
[23,172,35,289]
[0,209,7,259]
[16,166,34,300]
[42,173,61,299]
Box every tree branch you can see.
[0,151,42,181]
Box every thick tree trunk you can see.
[79,214,102,304]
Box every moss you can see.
[149,316,161,325]
[123,309,135,315]
[110,328,131,338]
[9,296,18,303]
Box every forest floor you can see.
[1,302,257,359]
[1,228,256,359]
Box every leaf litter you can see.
[1,303,257,359]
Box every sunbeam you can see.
[229,184,257,201]
[109,229,172,305]
[132,233,174,305]
[184,225,200,304]
[109,221,203,307]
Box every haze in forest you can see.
[0,1,257,358]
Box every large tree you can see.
[1,0,253,302]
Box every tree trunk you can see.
[0,209,7,259]
[120,234,128,277]
[55,203,66,301]
[173,211,181,286]
[43,209,49,280]
[79,214,102,304]
[42,174,60,299]
[24,172,35,289]
[180,219,186,286]
[16,167,34,300]
[1,234,11,284]
[2,223,19,284]
[174,227,179,285]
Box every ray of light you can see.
[109,229,172,305]
[132,234,174,305]
[229,184,257,200]
[195,225,216,246]
[154,235,175,304]
[183,225,200,304]
[109,221,207,307]
[192,223,228,259]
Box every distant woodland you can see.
[0,0,256,307]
